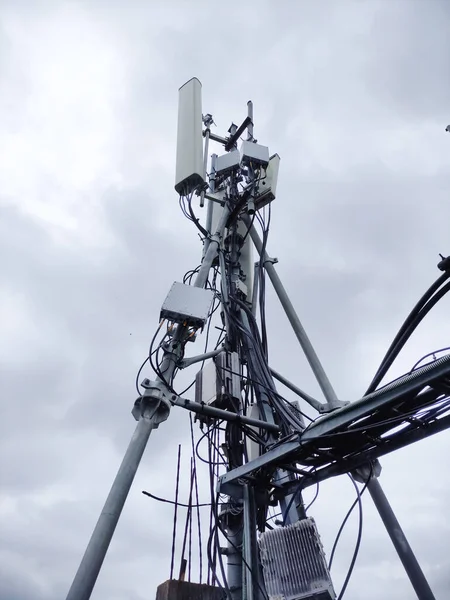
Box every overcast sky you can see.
[1,1,450,599]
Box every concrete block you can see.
[155,580,226,600]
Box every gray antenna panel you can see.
[175,77,205,196]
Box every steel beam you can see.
[172,396,280,432]
[367,477,436,600]
[302,356,450,442]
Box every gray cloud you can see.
[1,1,450,599]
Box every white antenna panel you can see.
[175,77,205,196]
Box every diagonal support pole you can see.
[243,216,341,411]
[367,477,435,600]
[243,215,435,600]
[66,400,168,600]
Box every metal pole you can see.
[240,311,299,525]
[247,101,253,141]
[66,413,156,600]
[200,129,210,208]
[251,261,259,316]
[195,202,230,288]
[243,216,340,411]
[367,477,436,600]
[204,153,217,252]
[243,485,257,600]
[225,514,243,600]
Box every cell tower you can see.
[66,78,450,600]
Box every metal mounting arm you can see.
[171,395,280,432]
[178,348,223,369]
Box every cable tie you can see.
[437,253,450,272]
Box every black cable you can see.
[221,360,312,426]
[215,505,270,600]
[334,474,364,600]
[328,468,371,571]
[186,194,209,238]
[240,211,256,245]
[179,461,195,580]
[135,356,149,396]
[142,490,211,508]
[305,479,320,513]
[282,471,316,524]
[366,271,450,394]
[169,445,181,580]
[224,338,313,431]
[308,396,450,445]
[135,321,170,396]
[188,467,193,582]
[257,205,271,357]
[176,275,223,398]
[410,346,450,372]
[148,320,174,390]
[195,423,227,466]
[189,413,203,584]
[207,433,233,600]
[370,279,450,390]
[183,265,201,284]
[230,300,308,431]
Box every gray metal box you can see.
[240,140,270,168]
[215,150,241,177]
[259,518,335,600]
[160,282,214,328]
[255,153,280,210]
[195,359,218,406]
[195,352,241,408]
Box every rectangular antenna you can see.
[175,77,205,196]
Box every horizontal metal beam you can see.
[302,412,450,489]
[218,359,450,495]
[302,355,450,442]
[206,131,228,145]
[178,348,223,369]
[173,397,280,433]
[218,439,301,495]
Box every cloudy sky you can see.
[1,0,450,599]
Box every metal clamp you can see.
[132,379,171,428]
[256,257,278,268]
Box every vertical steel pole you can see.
[367,477,435,600]
[226,516,243,600]
[247,101,254,141]
[200,128,210,208]
[66,413,157,600]
[203,153,217,257]
[243,485,258,600]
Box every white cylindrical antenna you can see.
[175,77,205,196]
